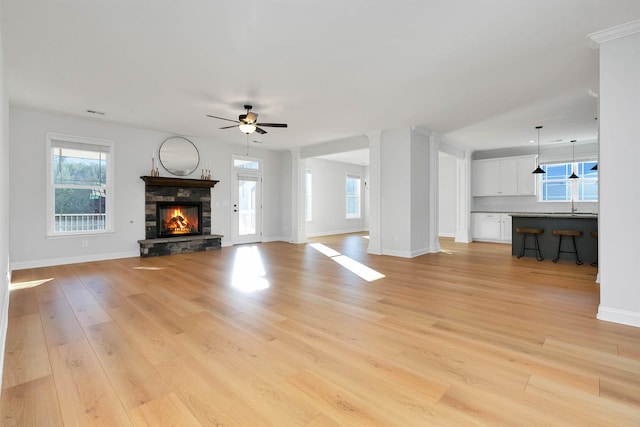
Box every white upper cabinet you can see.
[517,156,537,195]
[472,155,537,197]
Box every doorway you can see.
[232,156,262,244]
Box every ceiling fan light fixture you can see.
[245,112,258,123]
[239,123,257,134]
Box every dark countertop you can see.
[508,213,598,219]
[471,211,598,219]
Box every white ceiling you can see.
[3,1,639,156]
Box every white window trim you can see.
[537,160,598,203]
[345,174,361,219]
[46,132,114,237]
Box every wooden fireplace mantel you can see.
[141,176,219,188]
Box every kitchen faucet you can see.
[571,198,577,213]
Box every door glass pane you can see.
[238,178,257,236]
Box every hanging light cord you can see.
[532,125,545,174]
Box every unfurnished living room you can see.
[1,1,640,426]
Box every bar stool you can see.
[591,231,598,266]
[552,229,583,265]
[515,228,544,261]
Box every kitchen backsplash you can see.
[472,195,598,214]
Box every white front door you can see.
[232,173,262,244]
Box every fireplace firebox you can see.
[156,202,202,238]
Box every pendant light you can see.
[569,140,579,179]
[532,125,546,174]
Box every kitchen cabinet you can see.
[517,156,537,195]
[471,213,512,243]
[472,155,537,196]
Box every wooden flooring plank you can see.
[2,314,51,389]
[0,375,63,427]
[107,300,183,366]
[287,369,402,427]
[128,392,202,427]
[126,293,190,335]
[4,234,639,426]
[84,321,171,410]
[154,354,269,427]
[526,374,640,426]
[48,339,133,426]
[7,288,39,319]
[37,296,86,348]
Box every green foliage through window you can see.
[48,137,112,234]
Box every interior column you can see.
[590,21,640,327]
[378,127,439,257]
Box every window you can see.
[234,158,260,170]
[346,175,361,219]
[305,170,312,221]
[47,133,113,235]
[539,161,598,202]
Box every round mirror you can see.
[159,136,200,176]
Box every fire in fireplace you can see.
[156,202,202,238]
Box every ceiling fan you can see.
[207,104,288,135]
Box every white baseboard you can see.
[597,305,640,328]
[454,231,472,243]
[471,238,511,245]
[382,248,414,258]
[306,228,367,238]
[262,236,289,243]
[439,232,456,238]
[0,254,10,397]
[10,250,139,270]
[382,247,438,258]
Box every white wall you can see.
[9,107,289,268]
[596,27,640,327]
[305,157,368,237]
[0,11,11,393]
[439,153,457,237]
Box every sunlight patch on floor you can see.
[309,242,385,282]
[10,278,54,291]
[132,266,165,271]
[232,245,270,292]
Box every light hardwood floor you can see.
[2,234,639,426]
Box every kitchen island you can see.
[510,213,598,263]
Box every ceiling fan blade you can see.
[206,114,239,124]
[219,125,238,129]
[255,127,267,135]
[255,123,288,128]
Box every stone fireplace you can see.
[156,202,202,238]
[138,176,222,257]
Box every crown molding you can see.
[588,19,640,48]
